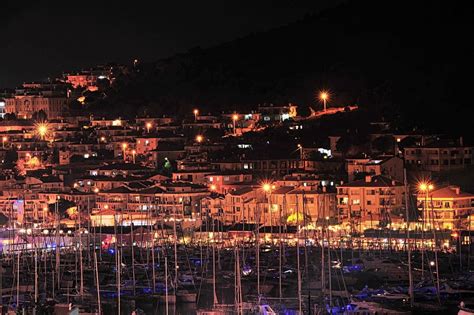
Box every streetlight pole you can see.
[232,114,238,136]
[319,91,329,112]
[121,143,128,162]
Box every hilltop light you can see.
[196,135,203,143]
[319,90,330,111]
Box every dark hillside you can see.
[94,0,473,138]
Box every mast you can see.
[55,197,60,291]
[165,255,169,315]
[16,250,20,309]
[429,194,441,304]
[403,168,414,308]
[327,217,332,308]
[321,196,325,295]
[79,204,84,297]
[256,200,261,298]
[278,193,283,299]
[94,251,101,315]
[151,201,156,293]
[173,200,178,290]
[131,223,136,296]
[212,218,218,306]
[34,246,38,305]
[296,192,302,313]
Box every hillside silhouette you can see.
[94,0,473,137]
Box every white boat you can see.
[176,290,197,303]
[257,304,278,315]
[344,301,410,315]
[373,290,409,301]
[459,302,474,315]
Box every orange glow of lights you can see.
[319,91,329,101]
[419,181,434,192]
[232,114,239,121]
[262,182,272,192]
[35,122,50,139]
[196,135,203,143]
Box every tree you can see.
[3,113,17,120]
[32,110,48,122]
[0,213,8,227]
[48,199,77,219]
[3,149,18,168]
[336,132,370,157]
[372,135,395,154]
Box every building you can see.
[258,104,297,122]
[337,175,405,232]
[269,186,336,226]
[0,99,5,118]
[418,185,474,230]
[404,139,473,172]
[4,94,68,119]
[346,156,404,182]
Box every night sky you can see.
[0,0,341,88]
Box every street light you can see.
[193,109,199,122]
[319,91,330,111]
[196,135,203,143]
[262,183,271,192]
[297,144,303,160]
[35,122,49,140]
[210,184,217,191]
[232,114,239,136]
[132,149,136,164]
[2,136,7,149]
[146,122,152,133]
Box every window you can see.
[339,197,348,205]
[367,200,372,205]
[352,199,360,205]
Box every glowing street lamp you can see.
[36,123,49,140]
[146,122,152,133]
[210,184,217,192]
[2,136,7,149]
[132,149,136,164]
[196,135,203,143]
[193,109,199,122]
[262,183,271,192]
[319,91,329,111]
[232,114,239,135]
